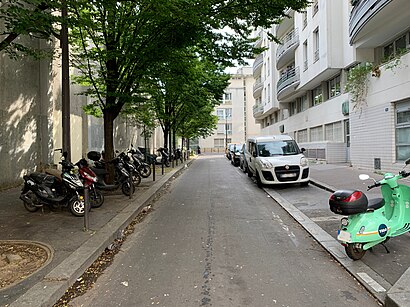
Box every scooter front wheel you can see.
[345,243,366,260]
[69,197,85,217]
[121,181,135,196]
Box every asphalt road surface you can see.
[71,155,379,307]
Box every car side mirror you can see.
[301,147,306,152]
[252,151,257,158]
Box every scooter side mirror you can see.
[359,174,370,181]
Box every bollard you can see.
[162,160,164,175]
[83,186,90,231]
[152,161,156,181]
[129,173,133,199]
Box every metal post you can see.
[129,173,133,199]
[152,160,156,181]
[162,160,164,175]
[61,0,71,161]
[83,187,90,231]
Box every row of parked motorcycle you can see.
[19,145,174,217]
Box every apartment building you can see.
[253,0,410,172]
[199,67,260,152]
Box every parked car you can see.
[226,143,240,161]
[245,135,309,187]
[239,143,248,172]
[230,143,244,166]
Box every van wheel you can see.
[300,181,309,187]
[256,171,263,188]
[345,243,366,260]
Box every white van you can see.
[245,135,309,187]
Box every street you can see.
[71,155,379,306]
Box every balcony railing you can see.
[253,104,264,117]
[276,28,299,61]
[349,0,391,44]
[253,53,263,76]
[253,80,263,97]
[277,67,300,94]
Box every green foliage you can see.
[345,62,373,109]
[0,0,61,58]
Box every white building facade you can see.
[199,67,260,152]
[254,0,410,172]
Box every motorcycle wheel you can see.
[90,190,104,208]
[132,172,141,186]
[69,197,85,217]
[345,243,366,260]
[138,164,151,178]
[121,181,135,196]
[22,192,39,212]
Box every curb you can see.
[272,179,410,307]
[10,160,194,307]
[264,181,391,305]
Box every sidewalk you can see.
[0,160,193,307]
[306,163,410,307]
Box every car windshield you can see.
[257,140,300,157]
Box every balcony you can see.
[253,79,263,98]
[277,67,300,101]
[253,53,263,77]
[276,28,299,69]
[349,0,391,45]
[254,30,263,48]
[253,104,264,118]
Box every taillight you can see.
[343,191,362,202]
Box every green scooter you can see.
[329,158,410,260]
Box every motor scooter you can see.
[128,145,152,178]
[87,151,135,196]
[20,152,86,217]
[156,147,170,167]
[329,157,410,260]
[75,158,104,208]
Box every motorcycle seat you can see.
[45,168,62,181]
[29,172,56,185]
[367,198,385,212]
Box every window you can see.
[303,11,307,29]
[325,122,342,141]
[328,75,341,98]
[384,33,409,61]
[396,101,410,160]
[298,95,308,111]
[313,0,318,15]
[313,28,319,62]
[225,123,232,135]
[303,40,308,71]
[216,108,232,120]
[214,139,225,148]
[224,93,232,101]
[312,86,323,106]
[298,129,308,143]
[290,101,297,116]
[310,126,323,142]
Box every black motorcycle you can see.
[116,151,142,186]
[20,152,86,217]
[128,145,152,178]
[87,151,135,196]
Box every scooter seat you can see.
[367,198,385,212]
[29,172,56,186]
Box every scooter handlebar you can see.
[367,182,381,191]
[399,170,410,178]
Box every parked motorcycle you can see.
[128,145,152,178]
[87,151,135,196]
[75,158,104,208]
[329,157,410,260]
[20,152,86,217]
[116,151,142,186]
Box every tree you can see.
[0,0,61,58]
[69,0,309,163]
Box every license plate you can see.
[280,173,296,178]
[337,230,352,242]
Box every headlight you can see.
[259,159,273,168]
[300,157,308,167]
